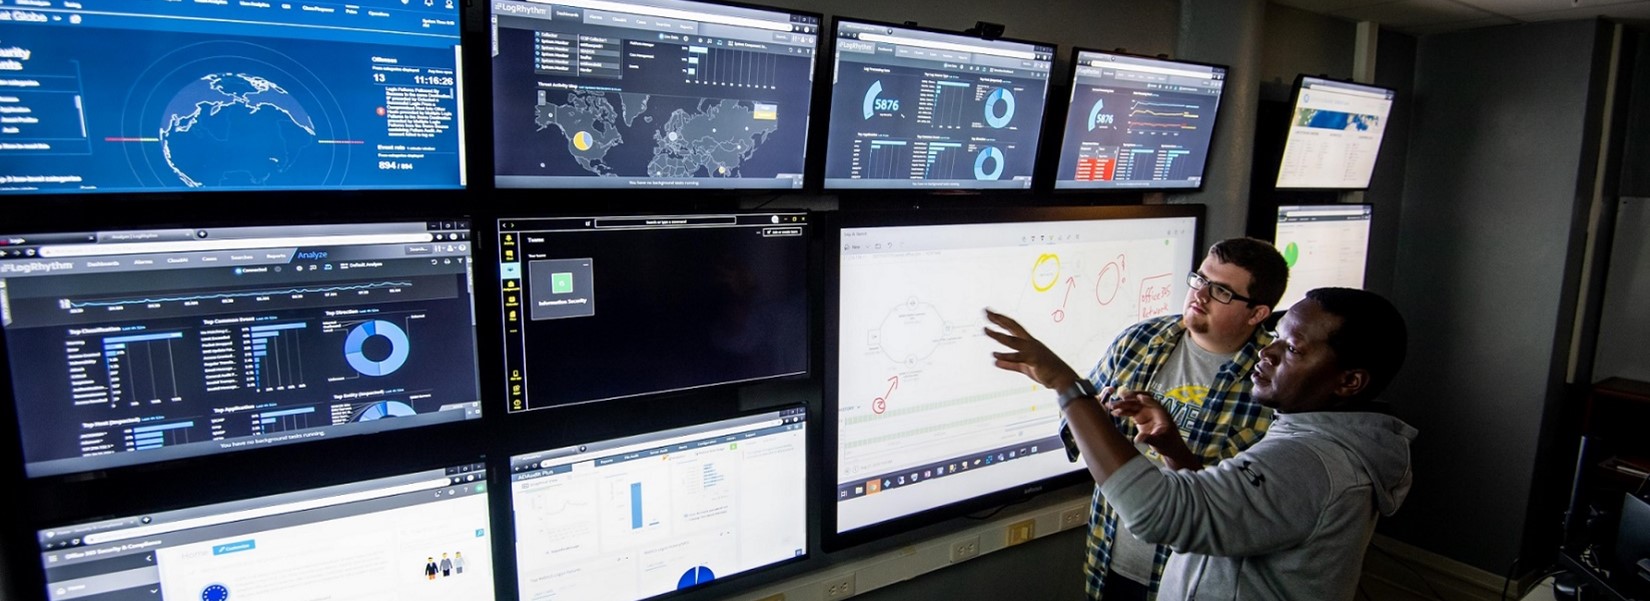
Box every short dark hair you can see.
[1304,287,1408,401]
[1208,237,1290,309]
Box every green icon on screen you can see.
[1282,242,1300,268]
[551,272,574,294]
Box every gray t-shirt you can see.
[1110,337,1229,584]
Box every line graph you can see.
[1126,99,1203,132]
[65,281,414,309]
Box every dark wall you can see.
[1383,19,1607,573]
[1364,30,1418,298]
[1622,29,1650,197]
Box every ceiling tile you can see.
[1331,0,1498,27]
[1450,0,1645,17]
[1513,0,1650,20]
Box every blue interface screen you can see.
[0,0,465,196]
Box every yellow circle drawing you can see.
[1031,253,1061,292]
[572,131,593,151]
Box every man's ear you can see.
[1246,304,1273,328]
[1335,368,1371,400]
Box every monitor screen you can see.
[822,20,1055,190]
[1054,50,1226,190]
[510,407,807,601]
[1274,77,1394,190]
[497,212,807,411]
[490,0,820,189]
[830,207,1201,543]
[0,220,482,478]
[37,462,494,601]
[1273,204,1372,309]
[0,0,467,195]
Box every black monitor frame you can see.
[821,203,1205,551]
[1050,48,1229,193]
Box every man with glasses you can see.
[983,237,1288,600]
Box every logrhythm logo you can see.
[294,250,328,260]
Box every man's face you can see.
[1250,299,1346,413]
[1183,255,1263,339]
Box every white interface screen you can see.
[1273,204,1372,310]
[510,407,807,601]
[835,215,1199,532]
[1275,77,1394,189]
[38,463,494,601]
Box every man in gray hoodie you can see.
[986,287,1414,600]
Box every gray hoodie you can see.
[1099,410,1416,601]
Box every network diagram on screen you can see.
[0,0,466,195]
[491,0,819,189]
[834,217,1196,531]
[0,222,483,477]
[510,408,807,601]
[822,21,1053,189]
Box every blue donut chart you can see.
[974,146,1004,180]
[678,566,716,589]
[862,80,884,120]
[1088,98,1106,131]
[984,87,1015,128]
[344,320,410,377]
[354,400,417,421]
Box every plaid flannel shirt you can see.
[1063,315,1274,600]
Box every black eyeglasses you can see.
[1187,271,1255,305]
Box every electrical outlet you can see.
[1060,507,1087,530]
[949,535,981,563]
[821,573,856,600]
[1006,518,1036,546]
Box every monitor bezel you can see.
[1050,47,1230,193]
[484,0,825,193]
[816,16,1057,193]
[1273,74,1396,192]
[821,203,1206,552]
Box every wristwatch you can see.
[1056,378,1099,410]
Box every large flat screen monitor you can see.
[490,0,820,189]
[828,206,1202,547]
[497,212,808,411]
[1054,50,1226,190]
[1274,76,1394,190]
[0,220,482,477]
[1273,204,1372,309]
[510,406,808,600]
[0,0,467,195]
[37,462,494,601]
[822,20,1054,190]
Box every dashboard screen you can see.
[510,407,807,601]
[38,462,494,601]
[490,0,819,189]
[0,0,466,195]
[1275,76,1394,190]
[823,20,1054,190]
[0,220,482,477]
[1273,204,1372,309]
[1054,50,1226,190]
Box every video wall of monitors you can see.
[0,220,482,478]
[1054,50,1227,190]
[490,0,821,189]
[0,0,467,195]
[821,20,1055,190]
[1272,204,1373,310]
[37,462,495,601]
[827,205,1202,547]
[1275,76,1395,190]
[509,407,807,601]
[495,212,809,412]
